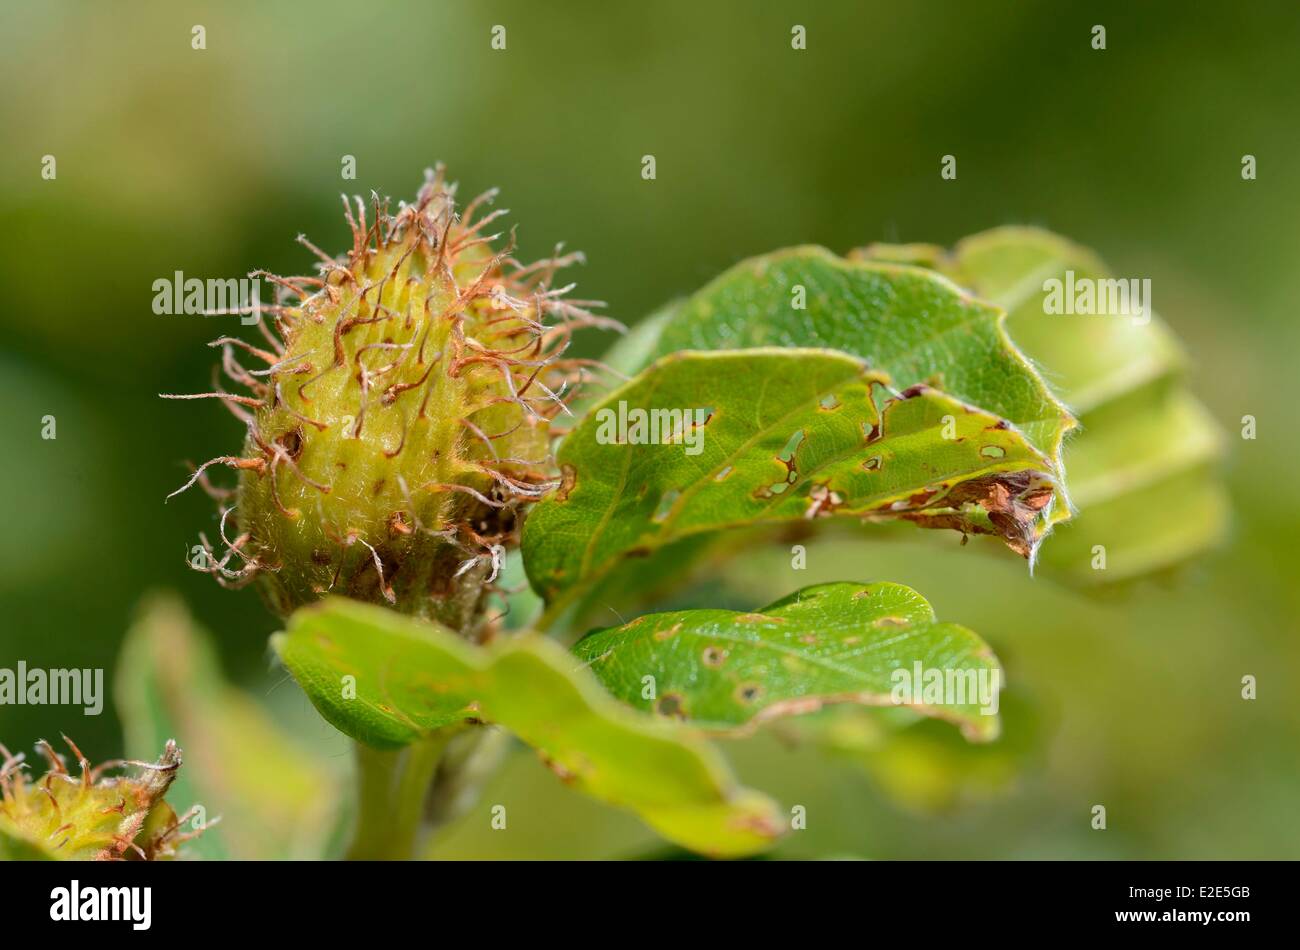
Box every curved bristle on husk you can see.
[168,167,615,631]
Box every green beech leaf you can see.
[573,582,1002,741]
[856,229,1228,584]
[644,246,1076,508]
[523,348,1059,604]
[273,597,783,857]
[115,594,340,860]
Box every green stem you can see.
[423,726,511,830]
[534,588,577,637]
[346,733,454,860]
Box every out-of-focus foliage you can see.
[777,687,1048,816]
[116,595,340,859]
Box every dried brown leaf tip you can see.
[0,737,212,860]
[895,469,1060,559]
[165,167,617,626]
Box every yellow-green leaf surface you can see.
[115,594,339,859]
[857,229,1228,583]
[274,598,783,856]
[573,582,1002,741]
[646,247,1076,510]
[523,348,1059,604]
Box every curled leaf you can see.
[646,246,1076,509]
[574,581,1002,742]
[524,348,1060,604]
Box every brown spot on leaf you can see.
[653,622,682,641]
[541,754,578,785]
[702,646,727,668]
[655,693,687,719]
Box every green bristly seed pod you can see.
[0,737,205,860]
[166,168,607,632]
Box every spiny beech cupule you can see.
[0,737,210,860]
[165,166,613,634]
[164,168,615,856]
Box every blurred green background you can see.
[1,0,1297,858]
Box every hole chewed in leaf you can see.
[652,489,681,523]
[776,430,804,478]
